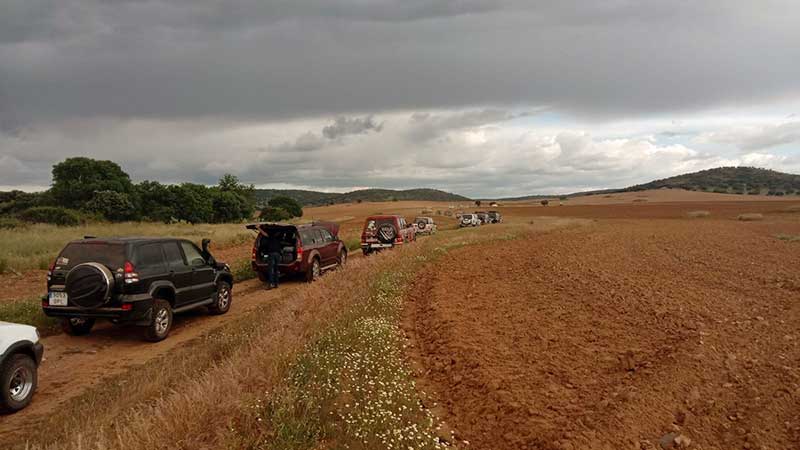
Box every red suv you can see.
[360,215,416,255]
[248,222,347,282]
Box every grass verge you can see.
[254,269,446,450]
[0,297,60,334]
[0,222,252,273]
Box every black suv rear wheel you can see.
[61,317,95,336]
[144,299,173,342]
[208,281,232,315]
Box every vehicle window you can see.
[163,242,186,269]
[399,218,406,228]
[298,229,311,244]
[180,242,206,266]
[365,220,377,231]
[134,243,166,274]
[319,228,334,242]
[56,242,126,270]
[313,229,324,244]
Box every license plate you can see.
[49,291,68,306]
[371,244,392,248]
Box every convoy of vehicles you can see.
[43,237,233,342]
[9,205,503,415]
[0,321,43,412]
[248,221,347,283]
[361,215,416,255]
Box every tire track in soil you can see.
[405,219,800,450]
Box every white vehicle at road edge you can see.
[0,321,43,412]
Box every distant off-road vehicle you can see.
[361,215,416,254]
[487,211,503,223]
[475,211,490,224]
[247,222,347,283]
[43,237,234,342]
[460,213,480,227]
[414,217,437,235]
[1,321,43,412]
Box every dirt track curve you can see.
[407,219,800,450]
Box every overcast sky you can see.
[1,0,799,196]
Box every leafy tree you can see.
[211,190,247,223]
[268,196,303,218]
[170,184,214,224]
[135,180,176,222]
[259,206,292,222]
[51,157,133,209]
[216,174,256,220]
[85,190,137,222]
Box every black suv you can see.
[43,237,234,342]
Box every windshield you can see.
[56,242,127,270]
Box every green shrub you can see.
[0,257,7,274]
[260,206,292,222]
[19,206,82,226]
[345,237,362,252]
[232,258,257,282]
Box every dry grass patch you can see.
[777,234,800,242]
[737,213,764,221]
[687,210,711,218]
[0,222,252,273]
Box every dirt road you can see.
[407,218,800,449]
[0,275,300,442]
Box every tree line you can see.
[0,157,302,226]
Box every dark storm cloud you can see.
[322,116,383,139]
[1,0,799,128]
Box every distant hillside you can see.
[626,167,800,195]
[255,188,470,206]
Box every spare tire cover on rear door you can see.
[65,262,115,308]
[377,223,397,243]
[417,220,427,230]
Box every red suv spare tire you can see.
[377,223,397,244]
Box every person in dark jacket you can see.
[263,231,283,289]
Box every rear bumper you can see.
[42,294,152,323]
[252,260,306,275]
[361,242,396,249]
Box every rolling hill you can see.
[255,187,471,206]
[625,167,800,195]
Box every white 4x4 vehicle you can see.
[414,217,437,235]
[459,214,480,227]
[1,321,43,412]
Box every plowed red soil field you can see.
[407,218,800,450]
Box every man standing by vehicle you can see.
[264,231,282,289]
